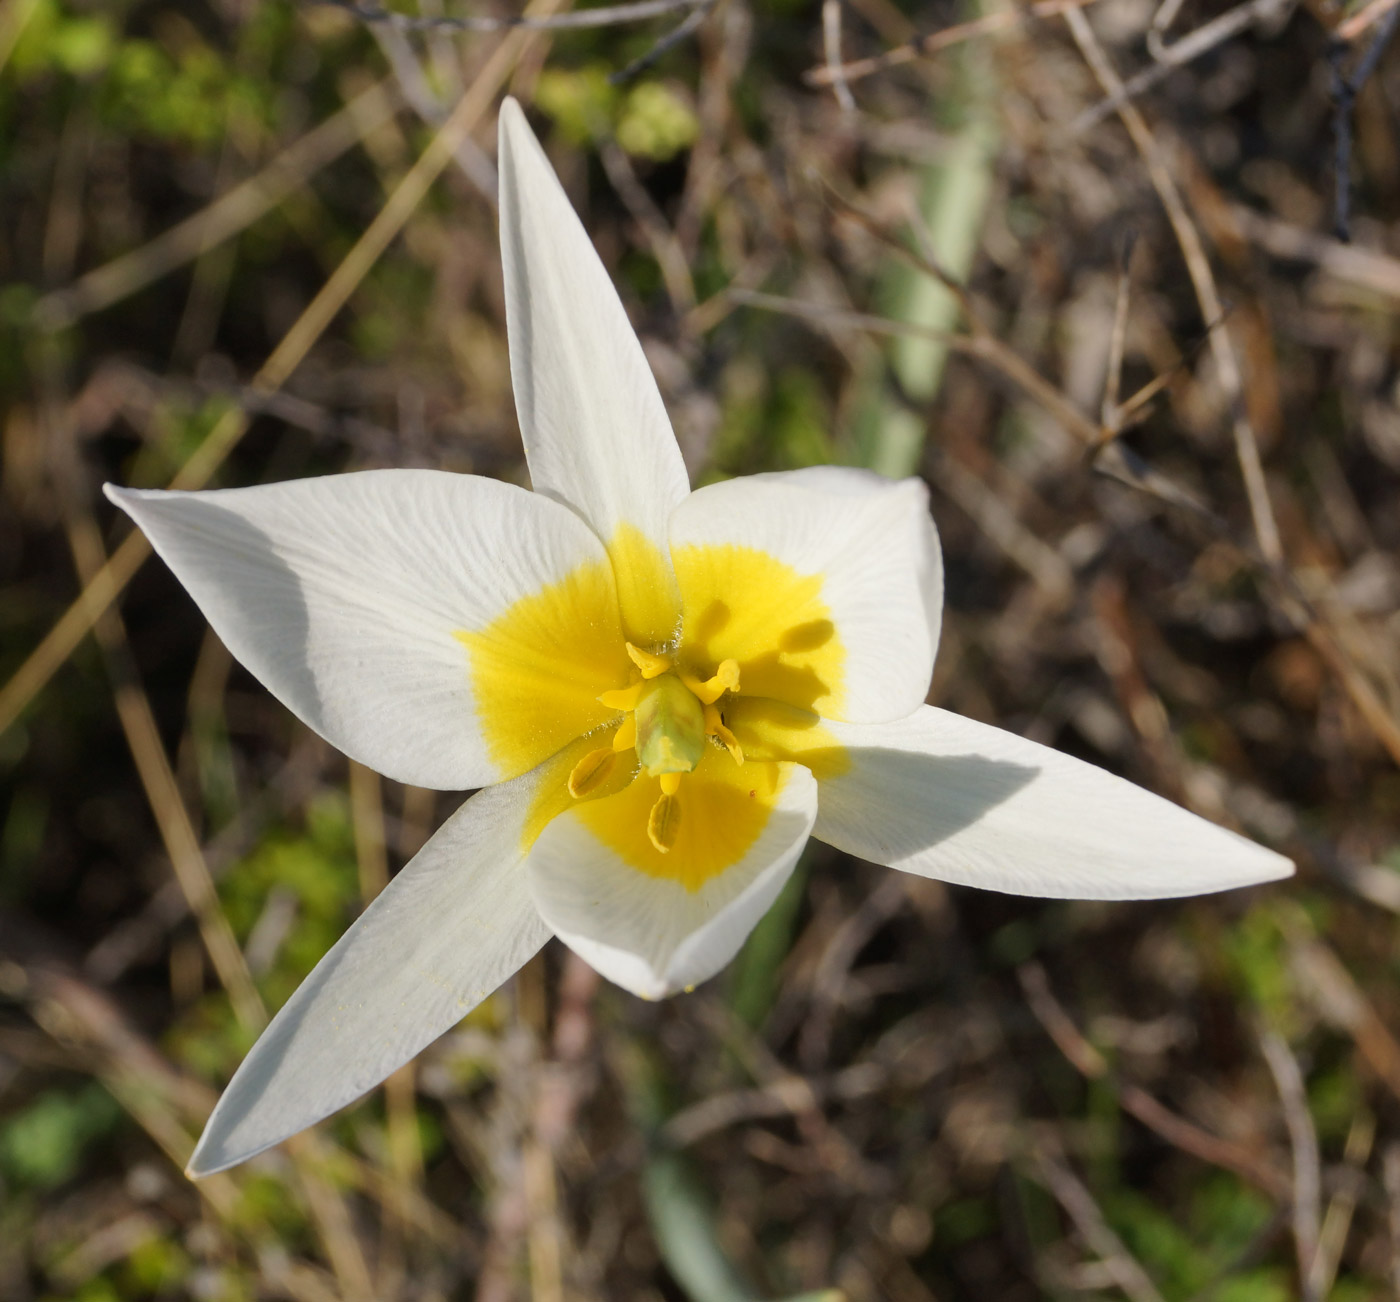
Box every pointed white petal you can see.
[813,707,1293,898]
[669,468,941,722]
[525,763,817,999]
[187,777,550,1176]
[107,470,621,789]
[497,98,688,643]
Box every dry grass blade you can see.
[821,0,856,111]
[1259,1030,1321,1301]
[804,0,1106,87]
[62,513,266,1034]
[1309,1111,1373,1297]
[0,8,562,740]
[326,0,704,32]
[1071,0,1290,133]
[1064,6,1284,567]
[0,0,39,78]
[33,79,401,329]
[725,288,1102,444]
[1019,964,1291,1197]
[1030,1142,1168,1302]
[1338,0,1400,39]
[1229,203,1400,301]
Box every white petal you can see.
[106,470,617,789]
[497,98,688,643]
[187,777,550,1176]
[525,765,817,999]
[813,707,1293,898]
[669,468,941,722]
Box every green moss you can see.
[0,1083,121,1190]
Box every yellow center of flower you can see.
[458,537,849,891]
[566,645,745,853]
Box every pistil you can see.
[580,644,746,853]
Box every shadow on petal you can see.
[136,497,324,727]
[814,749,1037,862]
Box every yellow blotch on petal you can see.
[672,544,844,717]
[521,728,638,852]
[575,748,787,891]
[457,559,633,779]
[608,523,682,647]
[723,696,848,781]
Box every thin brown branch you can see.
[0,12,561,741]
[33,79,401,329]
[805,0,1105,87]
[1019,964,1291,1199]
[1338,0,1400,39]
[1260,1030,1322,1302]
[821,0,857,111]
[1072,0,1291,134]
[1065,6,1284,566]
[1030,1141,1168,1302]
[323,0,704,32]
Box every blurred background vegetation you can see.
[4,0,1400,1297]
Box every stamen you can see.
[647,792,681,853]
[703,703,744,765]
[567,747,616,798]
[659,771,681,796]
[625,642,672,679]
[682,659,741,705]
[612,715,637,752]
[597,682,648,712]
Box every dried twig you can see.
[61,511,266,1034]
[609,0,715,81]
[1260,1030,1322,1302]
[1072,0,1293,134]
[1229,203,1400,299]
[0,10,561,740]
[1329,8,1400,241]
[1309,1111,1373,1298]
[821,0,856,112]
[320,0,704,32]
[32,79,401,330]
[1030,1141,1168,1302]
[1065,6,1284,567]
[804,0,1105,87]
[599,139,697,311]
[1339,0,1400,43]
[1019,963,1291,1198]
[370,23,499,197]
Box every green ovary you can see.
[633,675,707,776]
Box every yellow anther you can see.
[647,792,681,853]
[703,703,744,765]
[683,658,741,705]
[598,682,648,713]
[659,771,682,796]
[567,747,616,798]
[626,642,673,679]
[612,715,637,752]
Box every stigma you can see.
[571,643,745,853]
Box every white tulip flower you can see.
[106,99,1291,1177]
